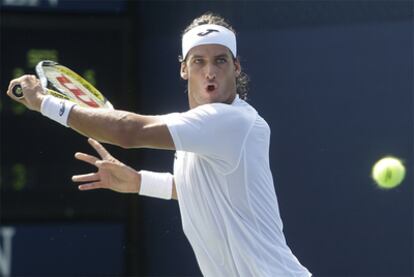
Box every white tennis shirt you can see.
[161,96,311,277]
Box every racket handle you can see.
[12,85,24,98]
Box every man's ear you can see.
[180,62,188,80]
[234,58,241,77]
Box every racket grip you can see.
[12,85,24,98]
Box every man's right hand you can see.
[7,75,45,112]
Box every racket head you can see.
[36,60,113,109]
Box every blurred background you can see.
[0,0,413,276]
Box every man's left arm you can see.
[72,138,178,200]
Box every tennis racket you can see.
[11,60,113,109]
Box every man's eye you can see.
[193,58,203,64]
[217,58,227,64]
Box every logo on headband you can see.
[197,29,219,37]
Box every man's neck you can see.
[188,93,237,109]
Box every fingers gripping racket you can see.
[12,60,113,109]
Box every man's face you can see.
[181,44,241,109]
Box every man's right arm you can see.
[68,106,175,150]
[6,75,175,150]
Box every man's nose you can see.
[205,63,216,80]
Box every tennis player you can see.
[7,13,311,277]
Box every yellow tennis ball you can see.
[372,156,406,189]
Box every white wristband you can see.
[139,170,173,200]
[40,95,76,127]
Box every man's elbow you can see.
[115,115,145,149]
[116,135,136,149]
[113,114,173,150]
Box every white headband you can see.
[182,24,237,60]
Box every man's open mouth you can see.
[206,84,216,92]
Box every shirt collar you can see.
[231,94,240,105]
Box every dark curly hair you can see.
[179,12,249,100]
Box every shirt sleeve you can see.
[160,103,256,174]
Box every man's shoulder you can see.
[195,102,255,128]
[199,98,257,116]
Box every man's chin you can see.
[189,91,233,108]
